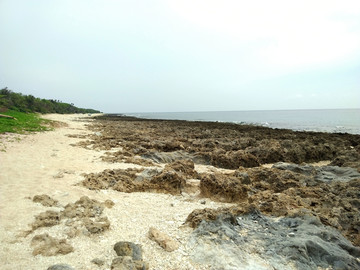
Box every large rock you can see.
[188,211,360,270]
[150,170,185,195]
[164,159,198,178]
[210,150,260,169]
[273,162,360,183]
[82,168,186,195]
[141,150,206,164]
[199,172,248,202]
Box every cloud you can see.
[168,0,360,71]
[0,0,359,112]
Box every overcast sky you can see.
[0,0,359,113]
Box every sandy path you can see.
[0,114,233,270]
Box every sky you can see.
[0,0,359,113]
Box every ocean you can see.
[124,109,360,135]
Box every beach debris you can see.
[148,227,180,252]
[31,233,74,256]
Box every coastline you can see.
[1,114,360,270]
[124,108,360,135]
[0,114,233,270]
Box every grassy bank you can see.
[0,110,52,134]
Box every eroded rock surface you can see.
[112,241,148,270]
[31,233,73,256]
[273,162,360,183]
[33,194,60,207]
[81,161,199,195]
[75,115,360,170]
[188,211,360,270]
[187,165,360,246]
[76,116,360,248]
[28,196,112,236]
[69,114,360,268]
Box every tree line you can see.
[0,88,101,114]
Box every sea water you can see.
[124,109,360,135]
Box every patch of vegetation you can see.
[0,110,53,134]
[0,87,101,114]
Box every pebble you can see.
[47,264,75,270]
[91,258,105,266]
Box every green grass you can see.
[0,110,53,134]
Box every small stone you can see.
[91,258,105,266]
[148,227,180,252]
[47,264,75,270]
[84,217,110,234]
[200,200,206,205]
[114,241,143,261]
[104,199,115,208]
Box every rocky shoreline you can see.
[71,114,360,269]
[2,114,360,270]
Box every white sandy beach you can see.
[0,114,235,270]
